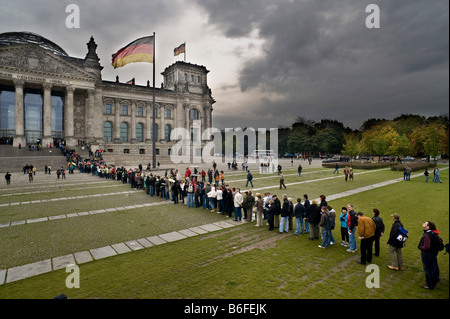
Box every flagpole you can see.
[152,31,156,169]
[184,42,186,62]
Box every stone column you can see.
[130,100,137,143]
[84,89,95,143]
[64,86,75,146]
[42,83,53,148]
[114,99,121,143]
[160,105,166,142]
[12,79,26,147]
[145,102,151,143]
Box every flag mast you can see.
[152,31,156,169]
[184,42,186,62]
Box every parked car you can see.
[401,156,415,162]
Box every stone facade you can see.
[0,32,214,162]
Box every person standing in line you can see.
[245,190,255,221]
[254,193,264,227]
[318,206,331,248]
[207,186,216,212]
[418,221,442,290]
[5,172,11,185]
[347,204,358,252]
[272,194,281,228]
[387,213,405,271]
[372,208,385,257]
[308,200,321,240]
[327,205,336,245]
[294,198,306,236]
[279,194,290,233]
[233,188,243,221]
[216,186,224,214]
[339,207,349,247]
[356,212,376,265]
[267,199,275,231]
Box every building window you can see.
[123,148,130,154]
[184,73,188,82]
[165,108,171,119]
[139,148,145,154]
[151,123,158,141]
[120,122,128,142]
[122,105,128,115]
[105,104,112,114]
[136,123,144,142]
[165,124,171,142]
[103,122,113,142]
[189,109,199,120]
[197,76,201,83]
[137,106,144,117]
[0,86,16,137]
[153,108,158,118]
[191,75,194,82]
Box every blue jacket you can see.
[339,212,348,228]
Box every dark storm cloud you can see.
[196,0,449,129]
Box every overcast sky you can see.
[1,0,448,130]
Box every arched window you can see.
[103,122,112,142]
[136,123,144,142]
[165,124,171,142]
[120,122,128,142]
[165,108,171,119]
[151,123,159,141]
[189,108,199,120]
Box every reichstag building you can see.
[0,32,214,162]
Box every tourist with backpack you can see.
[418,221,445,290]
[387,213,405,271]
[356,212,376,265]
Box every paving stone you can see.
[0,222,10,228]
[198,223,222,232]
[73,251,93,264]
[10,220,25,226]
[89,209,106,215]
[188,226,208,234]
[0,269,5,285]
[125,240,144,251]
[77,211,90,216]
[66,213,78,218]
[105,208,117,212]
[178,229,199,237]
[146,235,167,245]
[136,238,154,248]
[158,231,187,242]
[115,207,126,211]
[213,221,236,229]
[27,217,48,224]
[124,205,136,210]
[90,246,117,260]
[20,201,31,205]
[52,254,75,270]
[48,215,67,221]
[0,203,9,207]
[111,243,132,254]
[6,259,52,283]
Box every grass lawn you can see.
[0,165,447,299]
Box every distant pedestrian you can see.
[246,171,254,187]
[344,166,349,181]
[279,174,286,189]
[5,172,11,185]
[424,168,429,182]
[298,164,302,176]
[333,163,339,174]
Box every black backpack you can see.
[325,213,335,230]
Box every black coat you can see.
[387,220,404,248]
[308,203,321,224]
[294,203,306,218]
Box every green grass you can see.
[0,166,448,299]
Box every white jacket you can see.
[234,192,243,207]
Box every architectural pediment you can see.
[0,44,97,81]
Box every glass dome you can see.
[0,31,68,56]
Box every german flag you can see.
[174,42,185,56]
[112,36,154,69]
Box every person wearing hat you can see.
[387,213,405,270]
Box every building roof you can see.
[0,31,68,57]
